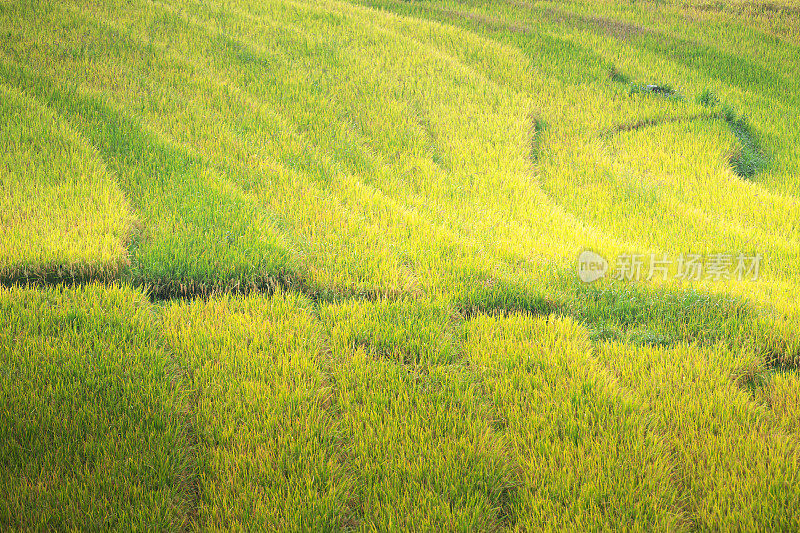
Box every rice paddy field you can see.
[1,0,799,530]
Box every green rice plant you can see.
[597,340,800,530]
[464,313,684,530]
[1,0,800,527]
[0,62,299,297]
[0,283,192,530]
[0,82,133,283]
[324,342,513,530]
[320,298,461,366]
[160,292,353,530]
[754,369,800,434]
[697,88,720,109]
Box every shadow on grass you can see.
[451,269,796,369]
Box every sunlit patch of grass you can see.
[0,63,299,297]
[464,313,684,530]
[325,338,513,530]
[597,340,800,530]
[0,82,133,283]
[161,292,352,530]
[0,283,192,530]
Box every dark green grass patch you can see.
[452,276,557,321]
[460,271,784,358]
[723,109,765,179]
[565,281,752,341]
[697,89,766,179]
[0,283,193,530]
[530,118,547,164]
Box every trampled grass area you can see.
[1,0,800,529]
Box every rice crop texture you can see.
[2,0,800,529]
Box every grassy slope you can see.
[0,82,133,282]
[1,0,799,530]
[161,293,352,531]
[349,0,800,357]
[6,285,792,529]
[3,0,796,361]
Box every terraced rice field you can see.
[1,0,799,530]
